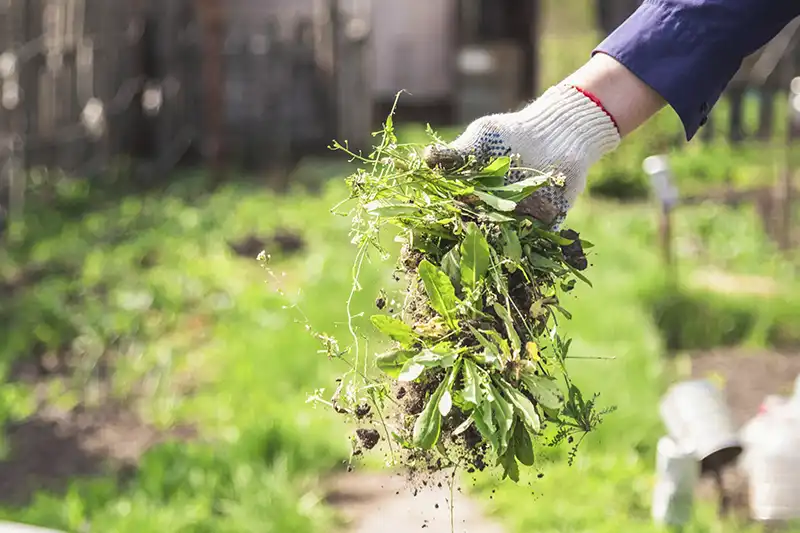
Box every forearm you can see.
[563,53,666,138]
[593,0,800,140]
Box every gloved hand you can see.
[424,84,621,228]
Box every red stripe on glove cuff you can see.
[569,85,620,134]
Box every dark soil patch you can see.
[689,348,800,519]
[689,349,800,427]
[228,228,305,259]
[0,398,194,506]
[1,357,196,506]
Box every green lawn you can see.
[471,197,797,533]
[1,162,797,532]
[0,176,378,532]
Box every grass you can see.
[0,2,798,527]
[0,174,389,532]
[0,153,798,532]
[470,196,799,533]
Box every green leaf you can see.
[475,175,505,188]
[460,222,491,291]
[472,402,500,452]
[397,349,456,382]
[364,200,419,217]
[521,373,565,410]
[418,259,460,329]
[483,329,512,361]
[488,382,514,454]
[498,442,520,482]
[412,377,449,449]
[568,265,593,287]
[501,226,522,263]
[503,384,542,433]
[467,325,495,353]
[370,315,417,346]
[473,191,517,212]
[398,359,426,382]
[493,302,521,354]
[416,349,456,368]
[480,156,511,177]
[440,246,461,290]
[410,230,441,254]
[439,390,453,416]
[461,359,481,405]
[531,226,575,246]
[514,422,535,466]
[481,175,548,195]
[482,211,516,223]
[529,253,563,271]
[554,305,573,320]
[376,349,414,378]
[472,350,502,370]
[452,415,474,436]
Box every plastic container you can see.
[790,374,800,411]
[660,380,742,472]
[652,435,699,527]
[740,395,790,474]
[747,407,800,521]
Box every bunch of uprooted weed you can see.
[304,102,615,483]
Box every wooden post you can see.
[644,155,678,282]
[196,0,225,183]
[334,5,372,154]
[328,0,340,142]
[782,77,800,251]
[700,113,715,144]
[506,0,539,101]
[727,86,746,144]
[757,88,776,141]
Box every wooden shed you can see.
[371,0,458,124]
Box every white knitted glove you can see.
[424,84,621,228]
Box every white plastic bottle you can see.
[652,435,699,527]
[740,395,790,475]
[748,407,800,521]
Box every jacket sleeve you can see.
[594,0,800,140]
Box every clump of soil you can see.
[228,228,305,259]
[356,428,381,450]
[559,229,588,271]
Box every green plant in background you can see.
[0,176,364,533]
[299,99,615,487]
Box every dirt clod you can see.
[356,428,380,450]
[559,229,588,271]
[355,403,372,419]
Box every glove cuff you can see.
[515,84,621,169]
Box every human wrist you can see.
[564,53,666,136]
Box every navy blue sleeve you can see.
[594,0,800,140]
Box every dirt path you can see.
[325,471,506,533]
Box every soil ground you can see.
[325,471,505,533]
[0,359,194,506]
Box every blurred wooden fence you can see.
[0,0,370,225]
